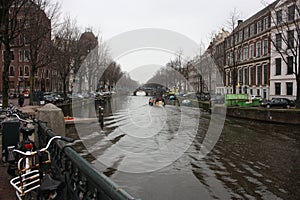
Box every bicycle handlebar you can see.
[13,136,74,156]
[11,113,32,123]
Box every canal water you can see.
[67,95,300,200]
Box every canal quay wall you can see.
[223,106,300,125]
[170,98,300,125]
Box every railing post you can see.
[99,106,104,128]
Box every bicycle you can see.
[5,113,36,177]
[10,135,74,200]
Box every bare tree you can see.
[51,16,79,98]
[23,0,60,105]
[0,0,29,107]
[100,61,123,91]
[225,8,242,94]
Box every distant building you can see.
[269,0,299,100]
[208,29,230,95]
[68,30,99,93]
[0,2,52,93]
[188,29,229,95]
[223,1,278,99]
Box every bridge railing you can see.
[37,121,137,200]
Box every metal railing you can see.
[37,121,137,200]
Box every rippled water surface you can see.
[68,96,300,200]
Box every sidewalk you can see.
[0,98,31,199]
[0,139,17,200]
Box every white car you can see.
[250,95,263,102]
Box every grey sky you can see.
[61,0,272,84]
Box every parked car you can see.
[9,92,17,99]
[260,98,295,108]
[183,92,198,99]
[250,95,263,102]
[43,93,64,104]
[23,90,30,98]
[210,95,225,104]
[181,99,191,106]
[66,93,84,102]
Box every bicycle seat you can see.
[20,126,35,136]
[40,174,65,193]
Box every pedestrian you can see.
[18,93,24,107]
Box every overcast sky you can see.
[61,0,273,84]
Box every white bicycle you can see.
[10,135,74,200]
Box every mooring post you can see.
[99,106,104,128]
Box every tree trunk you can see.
[1,6,11,108]
[62,76,68,99]
[2,46,11,108]
[29,67,35,105]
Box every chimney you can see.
[238,20,243,26]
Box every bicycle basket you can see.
[10,170,40,197]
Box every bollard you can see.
[99,106,104,128]
[36,103,65,137]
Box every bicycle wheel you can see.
[23,192,35,200]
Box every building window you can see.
[243,45,248,60]
[9,66,14,76]
[256,65,261,85]
[263,16,269,30]
[24,50,30,61]
[244,27,249,39]
[262,39,268,56]
[230,51,233,65]
[19,66,23,76]
[250,66,255,85]
[286,82,293,95]
[275,83,281,95]
[288,4,295,21]
[275,58,281,75]
[226,53,230,65]
[263,64,268,85]
[287,56,293,74]
[238,68,243,84]
[235,33,238,44]
[3,51,15,60]
[225,71,229,86]
[275,33,282,50]
[276,10,282,24]
[239,31,243,42]
[24,66,30,76]
[250,24,255,37]
[238,47,242,62]
[256,41,261,58]
[287,30,294,49]
[19,50,23,62]
[244,67,249,85]
[250,44,254,58]
[257,20,262,33]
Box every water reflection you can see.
[66,95,300,200]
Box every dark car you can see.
[9,92,17,99]
[260,98,295,108]
[66,93,83,102]
[43,93,64,104]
